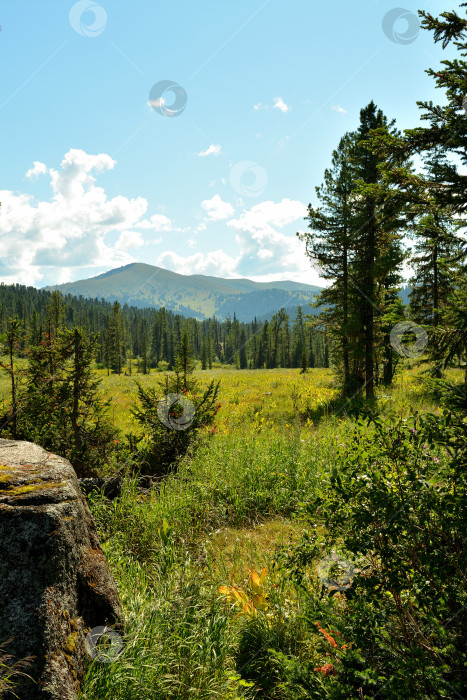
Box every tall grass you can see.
[80,424,342,699]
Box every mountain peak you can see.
[44,264,321,321]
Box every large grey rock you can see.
[0,439,123,699]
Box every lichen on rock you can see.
[0,439,123,699]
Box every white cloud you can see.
[255,99,291,113]
[0,148,160,284]
[273,97,290,113]
[138,213,173,231]
[332,105,347,114]
[56,267,72,284]
[225,199,309,278]
[201,194,235,220]
[228,198,307,233]
[198,144,221,157]
[2,151,321,288]
[116,230,144,250]
[156,198,317,284]
[25,161,48,180]
[157,249,237,278]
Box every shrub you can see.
[283,410,467,698]
[130,330,221,477]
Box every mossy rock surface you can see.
[0,439,123,700]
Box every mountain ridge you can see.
[44,263,322,322]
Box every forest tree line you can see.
[0,283,329,371]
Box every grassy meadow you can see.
[79,364,456,698]
[1,362,462,698]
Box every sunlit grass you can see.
[1,356,463,697]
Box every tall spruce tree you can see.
[405,5,467,215]
[298,133,359,394]
[350,102,408,399]
[409,152,466,328]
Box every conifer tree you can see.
[409,154,466,328]
[239,329,247,369]
[405,5,467,214]
[298,133,358,394]
[350,102,408,398]
[292,306,307,368]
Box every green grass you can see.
[1,360,464,698]
[81,428,327,699]
[78,364,464,698]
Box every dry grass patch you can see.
[204,517,306,584]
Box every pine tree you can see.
[298,133,358,394]
[409,151,466,328]
[239,329,247,369]
[109,301,123,374]
[47,291,65,337]
[292,306,307,368]
[405,6,467,215]
[206,334,213,369]
[139,318,149,374]
[201,338,208,370]
[15,325,115,476]
[175,329,197,389]
[350,102,408,399]
[257,321,269,369]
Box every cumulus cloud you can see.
[0,148,160,284]
[138,213,173,231]
[332,105,347,114]
[227,198,307,233]
[198,144,221,157]
[201,194,235,220]
[157,249,237,278]
[116,230,144,250]
[157,198,316,284]
[25,161,48,180]
[225,198,309,277]
[2,150,319,288]
[273,97,290,113]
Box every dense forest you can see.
[0,283,328,371]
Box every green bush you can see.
[277,410,467,699]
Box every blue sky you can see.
[0,0,459,288]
